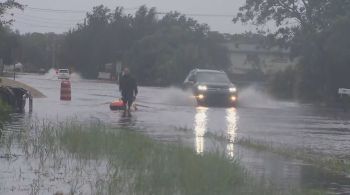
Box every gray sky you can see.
[6,0,258,34]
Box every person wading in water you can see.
[119,67,138,117]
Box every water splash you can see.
[43,68,82,82]
[238,86,297,109]
[156,87,196,107]
[44,68,58,80]
[70,72,82,82]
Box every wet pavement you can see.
[1,73,350,194]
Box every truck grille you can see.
[207,86,229,92]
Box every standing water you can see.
[0,74,350,194]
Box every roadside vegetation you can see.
[203,131,350,177]
[0,3,230,85]
[0,98,10,134]
[235,1,350,103]
[0,99,10,153]
[235,138,350,176]
[0,121,324,195]
[0,99,10,120]
[60,6,231,85]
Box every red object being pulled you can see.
[110,100,126,110]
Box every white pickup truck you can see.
[57,69,70,80]
[339,88,350,96]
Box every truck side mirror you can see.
[188,77,196,83]
[183,81,194,90]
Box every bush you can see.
[0,99,10,121]
[268,67,296,100]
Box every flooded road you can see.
[1,74,350,194]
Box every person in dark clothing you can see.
[119,68,138,116]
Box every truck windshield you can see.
[59,69,69,73]
[197,72,230,83]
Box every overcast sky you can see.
[5,0,259,34]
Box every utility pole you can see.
[52,38,56,69]
[0,58,3,76]
[13,63,15,80]
[116,61,122,84]
[11,48,15,80]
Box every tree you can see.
[60,5,114,78]
[18,33,63,71]
[234,0,350,102]
[0,0,22,65]
[60,6,231,85]
[234,0,350,36]
[0,27,19,64]
[0,0,23,26]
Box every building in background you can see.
[3,62,24,73]
[98,62,121,81]
[223,36,297,77]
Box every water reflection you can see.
[193,107,238,156]
[117,115,137,128]
[226,108,238,159]
[194,107,208,154]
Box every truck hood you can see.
[196,82,235,88]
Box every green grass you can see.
[235,138,350,175]
[201,131,350,175]
[0,99,10,121]
[0,99,10,137]
[26,121,326,195]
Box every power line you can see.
[15,22,68,30]
[15,12,84,23]
[15,14,83,25]
[156,12,235,18]
[25,6,235,18]
[27,7,87,13]
[26,6,140,14]
[15,19,76,29]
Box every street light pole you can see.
[0,58,3,76]
[11,47,16,80]
[13,63,15,80]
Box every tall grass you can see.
[235,138,350,175]
[27,121,324,195]
[202,130,350,175]
[0,99,10,121]
[0,99,10,138]
[0,119,325,194]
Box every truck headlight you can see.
[231,96,237,101]
[197,94,205,100]
[229,87,237,93]
[198,85,208,91]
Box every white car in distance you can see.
[57,69,70,80]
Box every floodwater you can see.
[1,73,350,194]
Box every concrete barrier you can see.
[0,86,33,112]
[0,77,45,98]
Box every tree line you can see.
[61,5,230,85]
[234,0,350,102]
[0,4,231,86]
